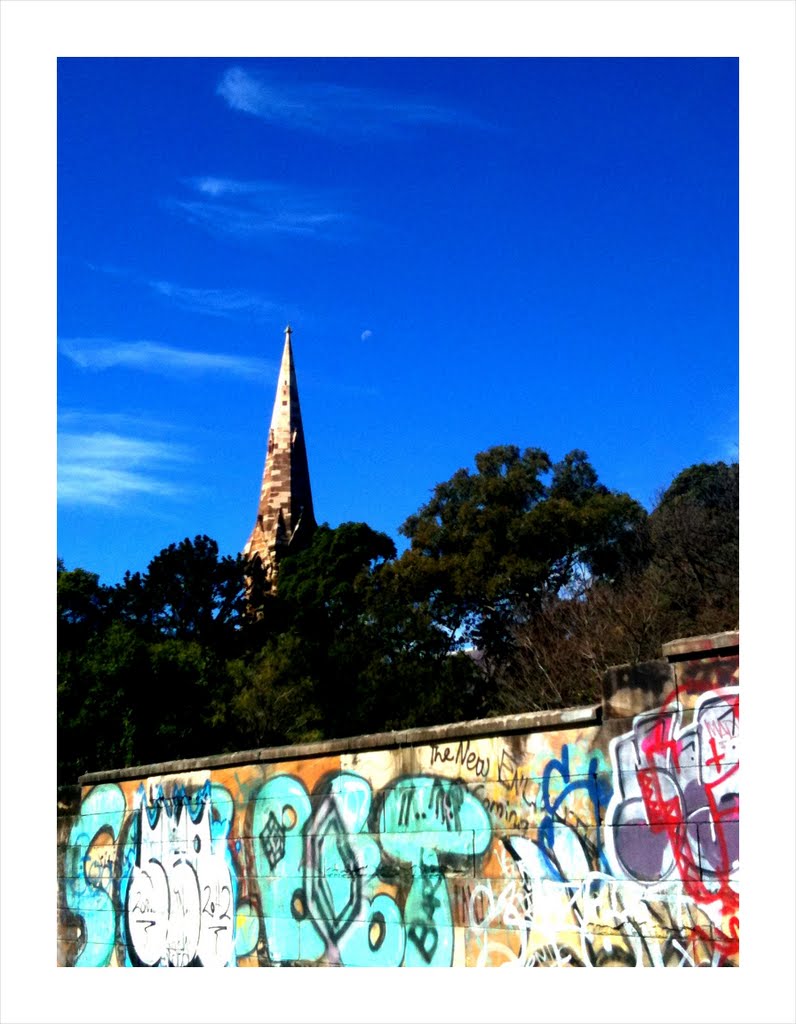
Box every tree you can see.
[228,522,484,742]
[58,618,146,780]
[57,538,270,780]
[275,522,397,635]
[646,461,739,634]
[496,572,668,714]
[57,457,737,775]
[394,446,647,666]
[112,535,264,656]
[227,523,400,745]
[229,632,323,748]
[498,460,739,715]
[57,560,109,650]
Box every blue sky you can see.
[57,57,739,583]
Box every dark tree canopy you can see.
[395,445,647,659]
[111,535,262,652]
[58,561,108,646]
[58,536,262,780]
[276,522,397,628]
[235,522,483,742]
[647,460,739,633]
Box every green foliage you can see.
[230,632,323,748]
[646,460,739,634]
[111,535,263,654]
[58,562,108,649]
[396,445,647,660]
[57,536,262,780]
[58,621,146,779]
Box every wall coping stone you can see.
[78,703,602,785]
[662,631,739,660]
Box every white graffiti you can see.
[125,788,235,967]
[467,834,722,967]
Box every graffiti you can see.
[473,784,532,832]
[466,836,726,967]
[536,744,612,879]
[65,783,126,967]
[462,693,739,968]
[430,739,490,778]
[253,772,375,965]
[465,840,540,967]
[504,840,721,966]
[496,748,536,806]
[605,687,739,962]
[58,653,739,969]
[250,771,491,967]
[259,810,287,870]
[121,781,238,967]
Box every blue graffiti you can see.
[537,744,613,879]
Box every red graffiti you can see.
[633,685,739,963]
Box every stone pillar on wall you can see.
[661,630,739,682]
[601,630,739,726]
[242,325,317,587]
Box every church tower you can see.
[243,325,316,584]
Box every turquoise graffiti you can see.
[252,772,491,966]
[65,783,126,967]
[380,776,492,966]
[253,772,404,966]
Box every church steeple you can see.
[243,325,316,583]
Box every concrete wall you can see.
[57,632,739,968]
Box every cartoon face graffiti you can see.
[125,786,235,967]
[195,853,235,967]
[126,858,171,966]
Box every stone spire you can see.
[243,325,316,583]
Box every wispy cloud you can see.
[216,66,486,138]
[166,177,350,242]
[147,280,279,320]
[59,338,270,379]
[58,430,191,508]
[191,177,280,197]
[58,408,177,434]
[84,261,129,278]
[85,261,281,323]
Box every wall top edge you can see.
[661,630,739,659]
[77,703,602,787]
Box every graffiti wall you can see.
[57,634,739,968]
